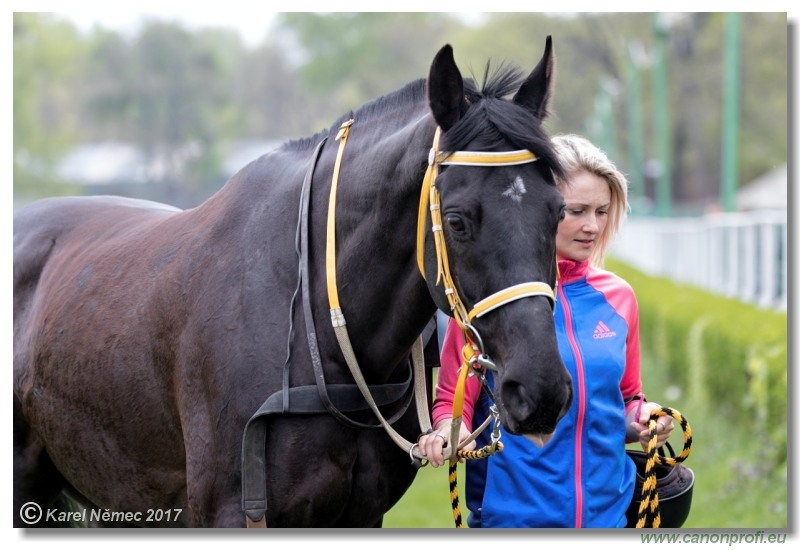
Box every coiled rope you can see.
[635,406,693,528]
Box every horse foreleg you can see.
[13,393,68,527]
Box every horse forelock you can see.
[443,62,565,184]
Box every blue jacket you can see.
[434,259,642,527]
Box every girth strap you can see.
[241,374,415,525]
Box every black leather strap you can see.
[240,136,418,525]
[241,376,413,523]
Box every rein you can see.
[325,119,433,457]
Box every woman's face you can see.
[556,170,611,262]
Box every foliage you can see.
[606,259,787,471]
[278,13,450,99]
[13,13,788,211]
[13,13,87,182]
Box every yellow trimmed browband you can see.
[436,149,537,167]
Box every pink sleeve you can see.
[589,269,644,413]
[431,319,481,431]
[619,288,643,403]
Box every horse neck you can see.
[314,114,437,382]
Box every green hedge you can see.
[607,259,788,466]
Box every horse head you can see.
[424,38,572,444]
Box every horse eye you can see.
[559,204,566,221]
[445,213,467,234]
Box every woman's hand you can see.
[418,419,476,467]
[627,401,674,449]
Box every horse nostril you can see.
[500,381,536,425]
[500,377,571,436]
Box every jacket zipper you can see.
[559,283,586,528]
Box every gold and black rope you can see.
[635,407,692,528]
[448,441,504,528]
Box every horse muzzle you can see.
[496,369,573,444]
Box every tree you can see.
[13,13,87,194]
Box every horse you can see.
[13,38,573,528]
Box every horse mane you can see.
[282,61,564,183]
[351,78,428,124]
[281,79,427,153]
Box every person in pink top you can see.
[418,134,674,527]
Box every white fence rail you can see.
[611,210,787,311]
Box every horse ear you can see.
[428,44,467,131]
[513,35,556,120]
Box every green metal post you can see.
[595,80,617,160]
[721,12,741,212]
[652,13,672,217]
[626,42,645,215]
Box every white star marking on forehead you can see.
[502,176,527,203]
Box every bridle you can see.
[329,121,556,461]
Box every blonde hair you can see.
[551,134,629,268]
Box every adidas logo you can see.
[593,321,617,339]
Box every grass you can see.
[383,462,465,528]
[383,348,788,529]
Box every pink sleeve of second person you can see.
[430,319,482,431]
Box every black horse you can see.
[13,39,572,527]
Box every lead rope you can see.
[446,263,560,528]
[635,407,693,528]
[446,340,504,528]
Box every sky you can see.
[55,8,492,47]
[19,2,799,48]
[60,9,281,47]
